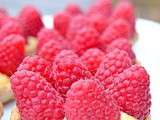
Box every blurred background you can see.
[0,0,160,22]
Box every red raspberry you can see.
[81,48,105,75]
[52,50,92,96]
[111,0,136,36]
[38,40,67,62]
[106,38,135,61]
[87,0,112,16]
[66,15,89,41]
[109,65,151,120]
[11,70,64,120]
[65,3,82,15]
[95,49,132,88]
[17,55,53,86]
[0,34,25,75]
[64,79,120,120]
[88,14,109,33]
[0,20,24,40]
[54,11,71,36]
[0,7,8,15]
[100,19,131,49]
[71,26,99,55]
[18,5,43,37]
[37,28,64,49]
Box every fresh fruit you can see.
[81,48,105,74]
[64,79,121,120]
[65,3,82,15]
[66,15,89,41]
[38,40,65,62]
[0,73,13,103]
[0,20,24,40]
[109,65,151,120]
[52,50,91,96]
[54,11,71,36]
[18,5,43,37]
[11,70,64,120]
[95,49,132,88]
[106,38,135,61]
[111,0,136,36]
[88,13,109,33]
[37,28,64,49]
[17,55,53,85]
[71,26,99,55]
[100,19,131,49]
[0,34,25,75]
[87,0,112,16]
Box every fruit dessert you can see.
[0,0,150,119]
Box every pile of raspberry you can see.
[4,0,151,120]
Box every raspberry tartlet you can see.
[0,0,151,120]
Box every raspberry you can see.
[0,20,24,40]
[81,48,105,75]
[18,5,43,37]
[71,26,99,55]
[64,79,120,120]
[100,19,131,49]
[109,65,151,120]
[38,40,66,62]
[111,0,136,36]
[66,15,89,41]
[52,50,92,96]
[95,49,132,88]
[88,14,109,33]
[65,3,82,15]
[11,70,64,120]
[37,28,64,49]
[17,55,53,85]
[0,34,25,75]
[106,38,135,61]
[87,0,112,16]
[54,11,71,36]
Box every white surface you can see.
[3,18,160,120]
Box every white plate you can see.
[3,17,160,120]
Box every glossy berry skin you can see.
[17,55,53,86]
[88,14,109,33]
[111,0,136,36]
[109,65,151,120]
[65,3,82,15]
[100,19,131,48]
[54,11,71,36]
[0,34,25,75]
[87,0,112,16]
[66,15,89,41]
[95,49,132,89]
[64,79,120,120]
[81,48,105,75]
[37,28,64,49]
[19,5,43,37]
[52,50,92,96]
[106,38,135,61]
[38,40,66,62]
[11,70,64,120]
[0,20,24,40]
[71,26,99,55]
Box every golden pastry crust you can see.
[0,102,3,118]
[0,73,13,103]
[25,37,37,56]
[10,107,20,120]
